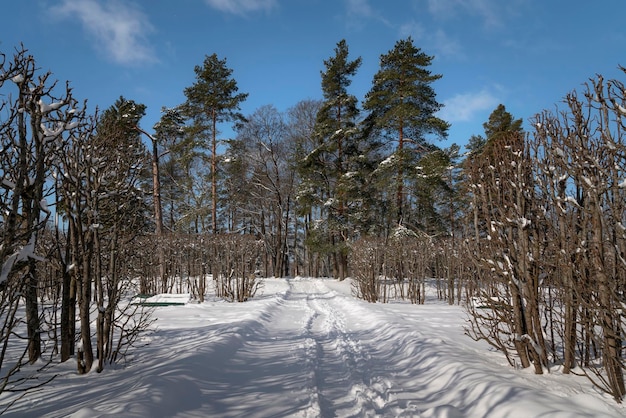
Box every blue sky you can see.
[4,0,626,150]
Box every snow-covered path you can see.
[3,277,624,417]
[165,278,392,417]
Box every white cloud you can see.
[430,29,462,58]
[399,21,426,40]
[346,0,376,20]
[344,0,391,29]
[439,89,499,123]
[50,0,156,66]
[204,0,277,15]
[426,0,508,28]
[399,22,461,59]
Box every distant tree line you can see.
[1,39,626,403]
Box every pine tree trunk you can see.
[396,121,404,224]
[212,110,218,234]
[150,134,167,292]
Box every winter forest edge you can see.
[2,37,626,410]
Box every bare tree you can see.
[54,110,99,373]
[463,71,626,401]
[0,46,82,390]
[232,105,295,277]
[464,131,548,373]
[532,70,626,400]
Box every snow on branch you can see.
[0,234,45,285]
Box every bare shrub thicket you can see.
[536,72,626,400]
[212,235,264,302]
[350,231,468,304]
[465,70,626,401]
[349,237,386,302]
[136,233,264,302]
[464,130,549,374]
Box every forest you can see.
[1,37,626,404]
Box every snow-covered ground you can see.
[3,277,624,417]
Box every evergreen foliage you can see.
[181,54,248,233]
[153,107,188,231]
[297,40,364,279]
[483,103,523,141]
[363,36,450,227]
[182,54,248,134]
[94,97,152,233]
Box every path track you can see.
[199,277,391,417]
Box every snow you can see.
[1,277,624,417]
[38,99,64,114]
[379,154,395,167]
[1,178,16,189]
[518,217,531,229]
[559,196,578,208]
[0,234,44,284]
[582,176,594,188]
[391,224,418,239]
[141,293,191,305]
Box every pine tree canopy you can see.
[364,37,449,144]
[154,107,185,143]
[182,53,248,128]
[482,103,523,141]
[315,39,362,141]
[98,96,146,136]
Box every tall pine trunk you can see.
[396,120,404,224]
[212,109,218,234]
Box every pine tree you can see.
[181,54,248,233]
[286,99,323,276]
[92,97,151,372]
[465,134,486,155]
[413,144,459,235]
[483,103,523,141]
[298,39,362,280]
[363,37,449,227]
[462,103,524,243]
[153,107,187,231]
